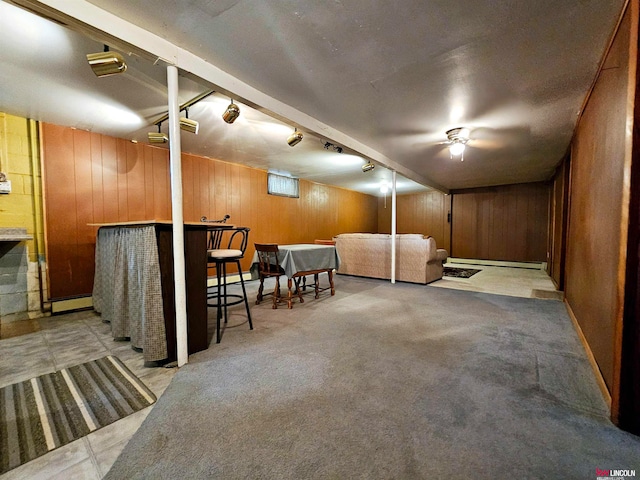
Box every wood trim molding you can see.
[611,0,639,426]
[564,299,612,409]
[575,0,631,127]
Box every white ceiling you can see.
[0,0,625,195]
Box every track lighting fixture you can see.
[179,108,199,134]
[148,132,168,143]
[148,90,214,139]
[323,141,343,153]
[287,128,303,147]
[148,90,214,142]
[180,117,199,134]
[362,162,375,173]
[148,132,167,143]
[86,45,127,77]
[148,123,168,143]
[223,100,240,124]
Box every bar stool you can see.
[201,214,230,251]
[207,227,253,343]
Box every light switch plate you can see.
[0,180,12,194]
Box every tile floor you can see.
[431,260,560,299]
[0,310,177,479]
[0,263,561,479]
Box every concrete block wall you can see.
[0,113,45,322]
[0,242,28,319]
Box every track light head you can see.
[86,50,127,77]
[179,117,199,134]
[223,100,240,124]
[362,162,375,173]
[287,129,303,147]
[148,123,168,143]
[148,131,168,143]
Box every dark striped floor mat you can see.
[0,355,156,474]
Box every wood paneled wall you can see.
[450,183,550,262]
[548,157,570,289]
[377,190,450,252]
[565,3,631,395]
[41,124,377,300]
[619,36,640,431]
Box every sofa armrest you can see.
[424,245,446,284]
[427,249,447,264]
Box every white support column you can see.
[167,65,188,367]
[391,170,397,284]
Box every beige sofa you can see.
[334,233,448,284]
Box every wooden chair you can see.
[254,243,302,309]
[208,227,253,343]
[313,239,336,245]
[301,239,336,296]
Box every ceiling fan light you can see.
[148,131,168,143]
[287,129,303,147]
[86,51,127,77]
[180,117,199,134]
[222,101,240,124]
[449,141,466,156]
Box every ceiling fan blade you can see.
[468,138,503,149]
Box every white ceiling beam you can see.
[10,0,448,193]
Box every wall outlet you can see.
[0,180,11,194]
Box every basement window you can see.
[267,172,299,198]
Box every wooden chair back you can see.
[254,243,283,277]
[314,239,336,245]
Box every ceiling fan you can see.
[405,125,506,160]
[445,127,470,160]
[440,126,507,161]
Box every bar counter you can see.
[91,220,212,365]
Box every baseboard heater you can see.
[206,272,252,288]
[448,258,546,270]
[51,297,94,314]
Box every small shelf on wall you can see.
[0,228,32,242]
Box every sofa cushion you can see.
[334,233,425,240]
[335,233,389,239]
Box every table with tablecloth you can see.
[251,243,340,307]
